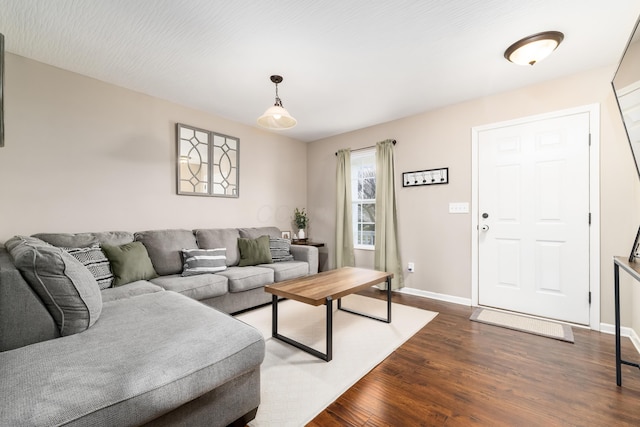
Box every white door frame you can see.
[471,104,601,330]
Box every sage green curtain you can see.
[335,149,355,268]
[374,139,403,290]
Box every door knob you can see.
[482,213,489,219]
[480,224,489,232]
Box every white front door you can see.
[477,112,591,325]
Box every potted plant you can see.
[294,208,309,239]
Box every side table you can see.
[291,239,325,248]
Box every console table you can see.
[613,256,640,386]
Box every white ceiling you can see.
[1,0,640,142]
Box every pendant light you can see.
[504,31,564,66]
[257,75,297,130]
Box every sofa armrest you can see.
[0,248,60,351]
[290,245,319,275]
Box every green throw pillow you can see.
[237,235,273,267]
[102,241,159,287]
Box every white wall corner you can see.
[600,323,640,355]
[632,328,640,355]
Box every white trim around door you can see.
[471,104,601,330]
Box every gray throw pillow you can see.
[102,242,159,287]
[63,245,114,289]
[5,235,102,336]
[181,248,227,276]
[237,235,273,266]
[269,237,294,262]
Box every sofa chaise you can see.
[0,226,319,426]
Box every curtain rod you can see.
[335,139,396,156]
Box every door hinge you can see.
[589,291,591,304]
[589,133,592,146]
[588,212,591,225]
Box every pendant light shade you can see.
[257,75,297,130]
[504,31,564,66]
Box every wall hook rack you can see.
[402,167,448,187]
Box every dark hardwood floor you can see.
[308,289,640,426]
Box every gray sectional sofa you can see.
[0,226,319,426]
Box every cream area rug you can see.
[470,307,574,343]
[235,294,438,427]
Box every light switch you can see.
[449,202,469,214]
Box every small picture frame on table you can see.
[281,231,291,240]
[629,226,640,262]
[629,227,640,262]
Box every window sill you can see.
[354,246,375,251]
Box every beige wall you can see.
[308,65,640,328]
[0,53,307,242]
[2,52,638,332]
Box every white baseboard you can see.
[396,287,472,306]
[600,323,640,354]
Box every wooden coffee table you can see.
[264,267,393,362]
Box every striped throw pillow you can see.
[269,238,294,262]
[181,248,227,276]
[63,245,114,290]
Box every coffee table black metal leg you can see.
[338,277,392,323]
[271,295,333,362]
[271,294,278,337]
[326,296,333,361]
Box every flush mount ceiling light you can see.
[257,75,297,130]
[504,31,564,66]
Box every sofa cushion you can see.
[0,291,265,427]
[135,229,198,276]
[151,273,228,300]
[259,260,310,282]
[195,228,241,266]
[269,237,294,262]
[238,226,282,239]
[216,266,274,292]
[5,236,102,336]
[102,242,158,287]
[0,248,61,351]
[237,235,273,267]
[100,280,164,303]
[181,248,227,276]
[33,231,134,248]
[63,245,114,289]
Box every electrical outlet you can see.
[407,262,415,273]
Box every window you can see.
[351,149,376,249]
